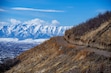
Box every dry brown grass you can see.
[5,37,111,73]
[64,12,111,51]
[74,50,91,61]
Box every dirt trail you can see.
[55,36,111,58]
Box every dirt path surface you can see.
[55,36,111,58]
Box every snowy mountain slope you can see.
[0,23,71,40]
[0,19,71,62]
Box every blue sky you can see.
[0,0,111,26]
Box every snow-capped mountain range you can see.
[0,23,71,40]
[0,19,72,62]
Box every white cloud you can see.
[12,7,34,11]
[11,7,64,12]
[51,20,60,25]
[0,22,8,25]
[18,38,48,43]
[0,22,9,29]
[0,8,5,12]
[0,38,19,42]
[9,19,21,25]
[1,18,60,26]
[0,38,48,43]
[23,18,47,25]
[23,18,60,25]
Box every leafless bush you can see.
[65,11,111,36]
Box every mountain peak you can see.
[0,23,71,40]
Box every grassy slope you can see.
[64,11,111,50]
[6,37,111,73]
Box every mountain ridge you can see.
[0,24,71,40]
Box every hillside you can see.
[65,11,111,51]
[5,12,111,73]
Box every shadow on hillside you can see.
[0,58,20,73]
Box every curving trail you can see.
[55,36,111,58]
